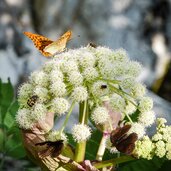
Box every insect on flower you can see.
[23,30,72,57]
[101,84,108,89]
[110,125,138,155]
[88,42,97,48]
[35,140,64,158]
[27,95,39,107]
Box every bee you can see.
[101,84,107,89]
[27,95,39,107]
[35,140,64,158]
[110,125,138,155]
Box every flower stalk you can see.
[96,134,108,161]
[74,101,89,162]
[60,101,75,133]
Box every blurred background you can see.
[0,0,171,170]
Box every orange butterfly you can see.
[23,30,72,57]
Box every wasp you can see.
[27,95,39,107]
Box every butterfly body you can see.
[35,140,64,158]
[23,30,72,57]
[110,125,138,155]
[27,95,39,107]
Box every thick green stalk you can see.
[74,101,88,162]
[93,156,136,169]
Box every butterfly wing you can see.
[110,125,131,145]
[23,32,53,57]
[51,141,64,158]
[115,133,138,155]
[35,140,64,158]
[44,30,72,55]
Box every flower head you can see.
[50,81,66,97]
[30,71,49,87]
[138,97,153,113]
[109,94,126,113]
[16,108,34,129]
[30,103,47,121]
[138,111,155,127]
[72,124,91,142]
[71,86,88,102]
[68,71,83,86]
[51,98,70,115]
[128,122,146,139]
[91,106,109,124]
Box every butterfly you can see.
[23,30,72,57]
[27,95,39,107]
[35,140,64,158]
[110,125,138,155]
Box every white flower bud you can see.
[30,71,49,87]
[128,122,146,139]
[16,108,34,129]
[138,111,155,127]
[109,94,126,112]
[61,60,78,74]
[71,86,88,102]
[50,81,66,97]
[138,97,153,113]
[78,51,96,68]
[72,124,91,142]
[33,86,48,102]
[91,81,109,97]
[68,71,83,86]
[91,107,109,124]
[120,77,136,90]
[50,69,64,83]
[83,67,99,81]
[51,98,70,115]
[130,83,146,98]
[30,103,47,121]
[125,61,142,77]
[155,140,166,158]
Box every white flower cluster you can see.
[134,118,171,160]
[46,130,68,143]
[16,46,155,144]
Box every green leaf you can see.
[0,79,14,121]
[62,145,75,160]
[118,157,166,171]
[129,110,140,122]
[5,128,26,159]
[4,101,19,128]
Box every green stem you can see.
[108,83,137,106]
[74,101,88,162]
[81,100,87,124]
[93,156,136,169]
[99,78,120,84]
[124,112,133,123]
[60,101,75,133]
[96,134,108,161]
